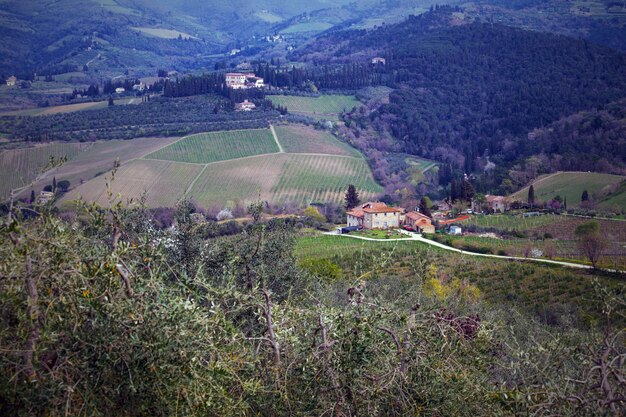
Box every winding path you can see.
[329,230,623,273]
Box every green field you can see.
[296,235,425,260]
[273,124,360,156]
[280,22,333,34]
[145,129,279,164]
[462,213,567,231]
[271,154,382,204]
[131,27,197,40]
[268,95,361,120]
[254,11,283,23]
[512,171,625,208]
[0,143,91,199]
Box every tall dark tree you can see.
[450,179,458,202]
[528,185,535,207]
[563,197,567,211]
[419,197,432,218]
[461,178,475,201]
[30,189,35,204]
[108,96,114,106]
[344,184,360,211]
[52,177,57,192]
[581,190,589,202]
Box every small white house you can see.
[449,225,462,235]
[115,87,125,94]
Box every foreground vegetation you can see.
[0,201,623,416]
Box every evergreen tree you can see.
[108,96,114,106]
[581,190,589,202]
[564,197,567,210]
[450,179,458,202]
[30,189,35,204]
[344,184,360,211]
[528,185,535,207]
[419,197,432,218]
[52,177,57,192]
[461,178,475,201]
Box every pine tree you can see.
[581,190,589,202]
[52,177,57,192]
[564,197,567,210]
[345,184,360,211]
[108,96,114,106]
[419,197,432,218]
[528,185,535,207]
[30,190,35,204]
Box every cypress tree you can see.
[450,179,458,202]
[30,189,35,204]
[345,184,360,211]
[419,197,432,218]
[528,185,535,207]
[52,177,57,192]
[581,190,589,202]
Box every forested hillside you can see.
[299,9,626,184]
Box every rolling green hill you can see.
[512,172,626,208]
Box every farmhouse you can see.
[38,191,54,204]
[115,87,126,94]
[347,202,401,230]
[404,211,435,234]
[371,57,386,65]
[235,100,256,111]
[484,195,509,213]
[6,76,16,87]
[225,73,265,89]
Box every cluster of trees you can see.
[0,96,281,142]
[0,196,623,416]
[255,63,387,90]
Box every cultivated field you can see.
[512,171,625,207]
[59,125,382,208]
[20,137,178,200]
[280,22,333,34]
[273,124,360,156]
[0,98,135,117]
[187,153,382,207]
[65,159,203,207]
[268,95,361,120]
[145,129,279,164]
[131,27,197,40]
[0,143,90,199]
[271,154,382,204]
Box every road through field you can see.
[329,231,624,273]
[270,125,284,153]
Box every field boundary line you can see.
[182,164,209,199]
[269,124,285,153]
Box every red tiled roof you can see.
[347,209,365,218]
[439,215,470,225]
[405,211,431,221]
[363,207,401,214]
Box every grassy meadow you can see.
[512,171,625,207]
[268,95,361,120]
[273,124,360,156]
